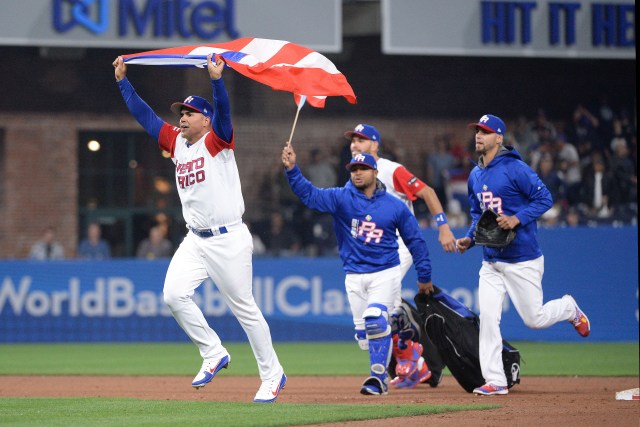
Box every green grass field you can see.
[0,342,637,426]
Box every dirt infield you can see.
[1,375,638,426]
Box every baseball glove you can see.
[474,209,516,248]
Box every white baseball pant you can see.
[345,265,402,331]
[163,224,282,381]
[477,256,575,386]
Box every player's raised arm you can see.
[208,54,232,143]
[113,56,164,140]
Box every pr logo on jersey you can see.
[478,191,503,213]
[408,176,420,188]
[358,220,384,244]
[53,0,109,34]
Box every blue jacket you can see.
[465,146,553,263]
[286,165,432,283]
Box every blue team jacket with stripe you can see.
[285,165,432,283]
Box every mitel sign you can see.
[53,0,239,40]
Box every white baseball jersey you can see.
[160,126,244,230]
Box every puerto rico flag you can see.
[122,38,357,108]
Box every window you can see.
[78,131,184,257]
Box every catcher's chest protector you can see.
[414,289,521,392]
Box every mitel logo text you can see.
[53,0,239,39]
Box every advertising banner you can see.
[383,0,635,58]
[1,227,637,342]
[0,0,341,52]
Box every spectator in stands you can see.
[595,94,615,146]
[609,137,637,216]
[528,139,553,173]
[136,225,173,259]
[554,134,582,207]
[580,152,614,220]
[537,153,565,205]
[424,136,455,212]
[78,222,111,259]
[561,207,583,228]
[306,148,337,188]
[29,227,65,260]
[306,213,338,256]
[299,147,339,256]
[530,108,557,147]
[264,211,301,257]
[568,103,600,153]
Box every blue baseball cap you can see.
[344,124,381,144]
[171,95,213,118]
[468,114,506,135]
[346,153,377,171]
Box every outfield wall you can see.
[1,226,637,343]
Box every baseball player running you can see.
[456,114,591,396]
[346,123,455,387]
[113,54,286,403]
[282,146,434,396]
[346,124,456,256]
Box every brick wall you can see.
[0,111,474,259]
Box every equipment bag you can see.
[414,287,521,393]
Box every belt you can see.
[189,220,242,238]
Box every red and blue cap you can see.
[170,95,213,118]
[346,153,377,171]
[344,124,381,144]
[468,114,506,135]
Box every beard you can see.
[353,181,367,190]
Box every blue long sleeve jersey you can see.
[286,165,432,283]
[116,77,232,143]
[465,145,553,263]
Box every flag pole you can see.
[287,96,306,147]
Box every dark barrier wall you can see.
[1,226,637,342]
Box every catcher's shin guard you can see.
[363,304,392,381]
[390,302,420,347]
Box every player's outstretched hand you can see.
[455,237,472,254]
[282,144,297,171]
[113,56,127,82]
[207,54,225,80]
